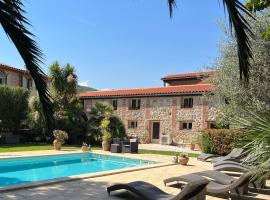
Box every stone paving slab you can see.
[0,150,268,200]
[139,144,201,154]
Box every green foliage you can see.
[102,131,112,142]
[49,62,87,144]
[262,27,270,39]
[201,129,245,155]
[109,116,126,139]
[212,9,270,126]
[87,102,126,144]
[201,133,216,154]
[245,1,270,39]
[53,130,68,144]
[50,61,77,97]
[28,94,47,138]
[235,112,270,181]
[0,86,29,132]
[245,0,270,11]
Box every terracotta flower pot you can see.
[102,141,110,151]
[53,140,62,150]
[195,143,201,151]
[81,146,88,152]
[179,156,189,165]
[189,143,195,151]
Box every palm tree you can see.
[0,0,53,127]
[0,0,254,130]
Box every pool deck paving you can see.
[0,150,268,200]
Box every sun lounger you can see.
[197,153,217,162]
[211,148,244,163]
[107,174,209,200]
[164,171,252,198]
[213,159,244,167]
[213,163,249,173]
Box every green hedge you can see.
[201,129,245,155]
[0,86,29,132]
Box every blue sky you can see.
[0,0,225,89]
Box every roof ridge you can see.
[82,84,212,93]
[80,84,213,97]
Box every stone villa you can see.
[80,72,217,145]
[0,63,49,89]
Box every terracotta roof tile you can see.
[80,84,213,98]
[161,71,215,80]
[0,63,28,74]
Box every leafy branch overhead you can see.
[245,0,270,39]
[167,0,254,82]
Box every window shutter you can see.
[137,99,141,109]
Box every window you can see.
[180,121,193,130]
[128,121,138,129]
[181,97,193,108]
[207,121,217,129]
[0,72,6,85]
[27,79,33,89]
[112,99,118,110]
[19,74,23,87]
[129,99,141,110]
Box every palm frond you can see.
[235,111,270,180]
[0,0,53,128]
[222,0,254,82]
[167,0,254,82]
[167,0,177,17]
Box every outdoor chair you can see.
[121,139,138,153]
[213,159,270,189]
[211,148,244,163]
[107,174,209,200]
[164,171,252,199]
[197,153,218,162]
[198,148,244,163]
[110,138,122,153]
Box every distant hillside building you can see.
[80,71,218,145]
[0,63,49,89]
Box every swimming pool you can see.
[0,153,156,187]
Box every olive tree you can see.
[212,9,270,126]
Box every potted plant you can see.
[53,130,68,150]
[178,152,189,165]
[188,143,195,151]
[82,142,89,152]
[102,131,112,151]
[194,133,202,151]
[172,153,179,164]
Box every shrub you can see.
[109,116,126,139]
[102,131,112,142]
[86,102,126,144]
[53,130,68,144]
[201,133,216,153]
[0,86,29,132]
[201,129,245,155]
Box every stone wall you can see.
[83,95,217,144]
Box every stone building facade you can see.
[80,72,217,144]
[0,63,49,89]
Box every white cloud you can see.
[71,16,95,26]
[78,81,89,87]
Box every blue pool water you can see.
[0,153,155,187]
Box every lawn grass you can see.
[138,149,199,157]
[0,144,101,153]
